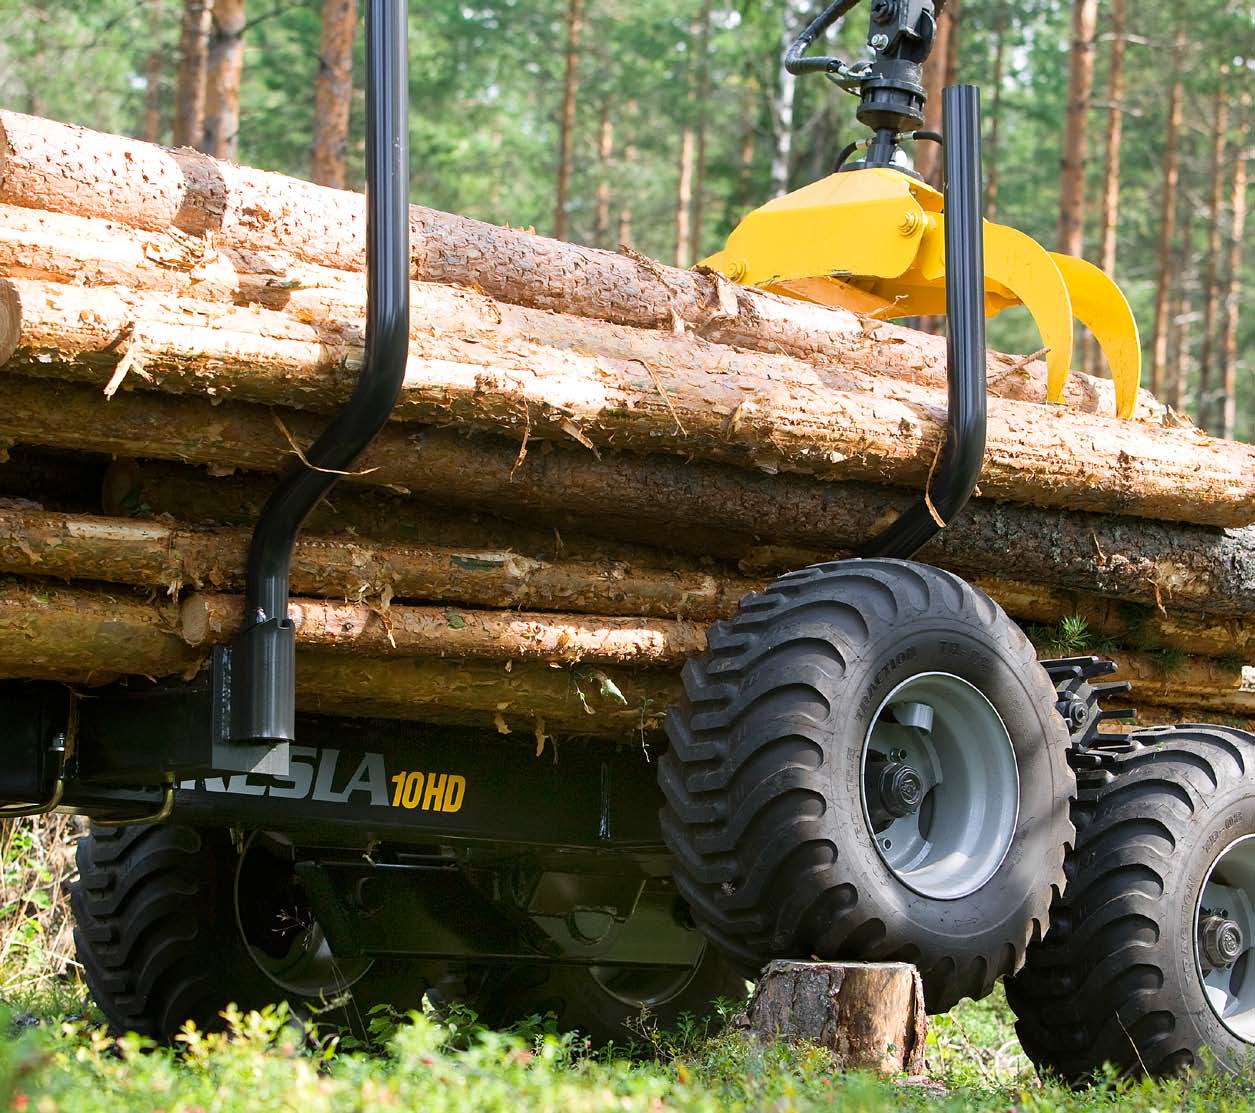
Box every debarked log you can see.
[3,275,1251,526]
[0,111,1161,422]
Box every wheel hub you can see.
[1200,913,1245,970]
[860,672,1020,902]
[1194,833,1255,1042]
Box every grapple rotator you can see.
[703,0,1143,419]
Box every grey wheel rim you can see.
[860,671,1020,901]
[1195,834,1255,1042]
[234,833,372,998]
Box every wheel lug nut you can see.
[1201,914,1245,969]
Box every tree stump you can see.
[736,961,927,1075]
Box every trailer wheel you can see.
[71,824,423,1040]
[483,946,747,1048]
[1007,725,1255,1082]
[660,559,1074,1013]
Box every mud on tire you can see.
[660,559,1075,1013]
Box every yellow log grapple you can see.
[702,0,1142,419]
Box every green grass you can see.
[6,820,1255,1110]
[2,985,1255,1113]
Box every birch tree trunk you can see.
[553,0,584,241]
[203,0,246,161]
[769,0,808,197]
[1150,27,1186,398]
[310,0,358,190]
[173,0,214,150]
[1198,81,1229,432]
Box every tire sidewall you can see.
[807,614,1071,962]
[1153,784,1255,1074]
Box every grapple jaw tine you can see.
[980,222,1076,409]
[1050,253,1143,420]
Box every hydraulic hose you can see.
[228,0,410,745]
[862,84,987,559]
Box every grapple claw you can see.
[1050,253,1143,420]
[702,166,1143,420]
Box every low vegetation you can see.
[5,818,1255,1112]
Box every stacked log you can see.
[0,108,1253,739]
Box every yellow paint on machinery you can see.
[702,166,1142,420]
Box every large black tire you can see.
[481,946,747,1048]
[71,824,427,1040]
[660,559,1075,1013]
[1007,725,1255,1082]
[71,824,273,1038]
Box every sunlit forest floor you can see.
[6,820,1255,1111]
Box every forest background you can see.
[0,0,1250,441]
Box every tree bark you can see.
[736,961,926,1076]
[5,276,1253,527]
[593,101,613,249]
[2,378,1255,614]
[143,0,168,144]
[690,0,713,261]
[1057,0,1098,258]
[0,201,1167,426]
[917,1,958,189]
[983,0,1007,219]
[181,591,707,667]
[769,0,808,197]
[674,124,694,267]
[1150,27,1186,398]
[1198,81,1229,432]
[0,505,755,622]
[0,110,1173,423]
[553,0,584,241]
[203,0,246,161]
[0,581,672,736]
[173,0,214,150]
[1089,0,1126,379]
[1167,198,1195,413]
[310,0,357,189]
[1219,149,1247,440]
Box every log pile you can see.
[1,108,1253,738]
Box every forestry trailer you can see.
[2,0,1251,1084]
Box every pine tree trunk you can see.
[310,0,358,189]
[916,4,954,188]
[1057,0,1098,258]
[1219,150,1248,440]
[1150,26,1187,398]
[1198,82,1229,432]
[143,0,167,144]
[983,1,1007,218]
[1088,0,1126,378]
[173,0,213,150]
[1167,198,1195,413]
[593,101,613,249]
[689,0,713,260]
[202,0,246,161]
[675,126,694,265]
[553,0,584,241]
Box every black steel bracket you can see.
[213,0,411,771]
